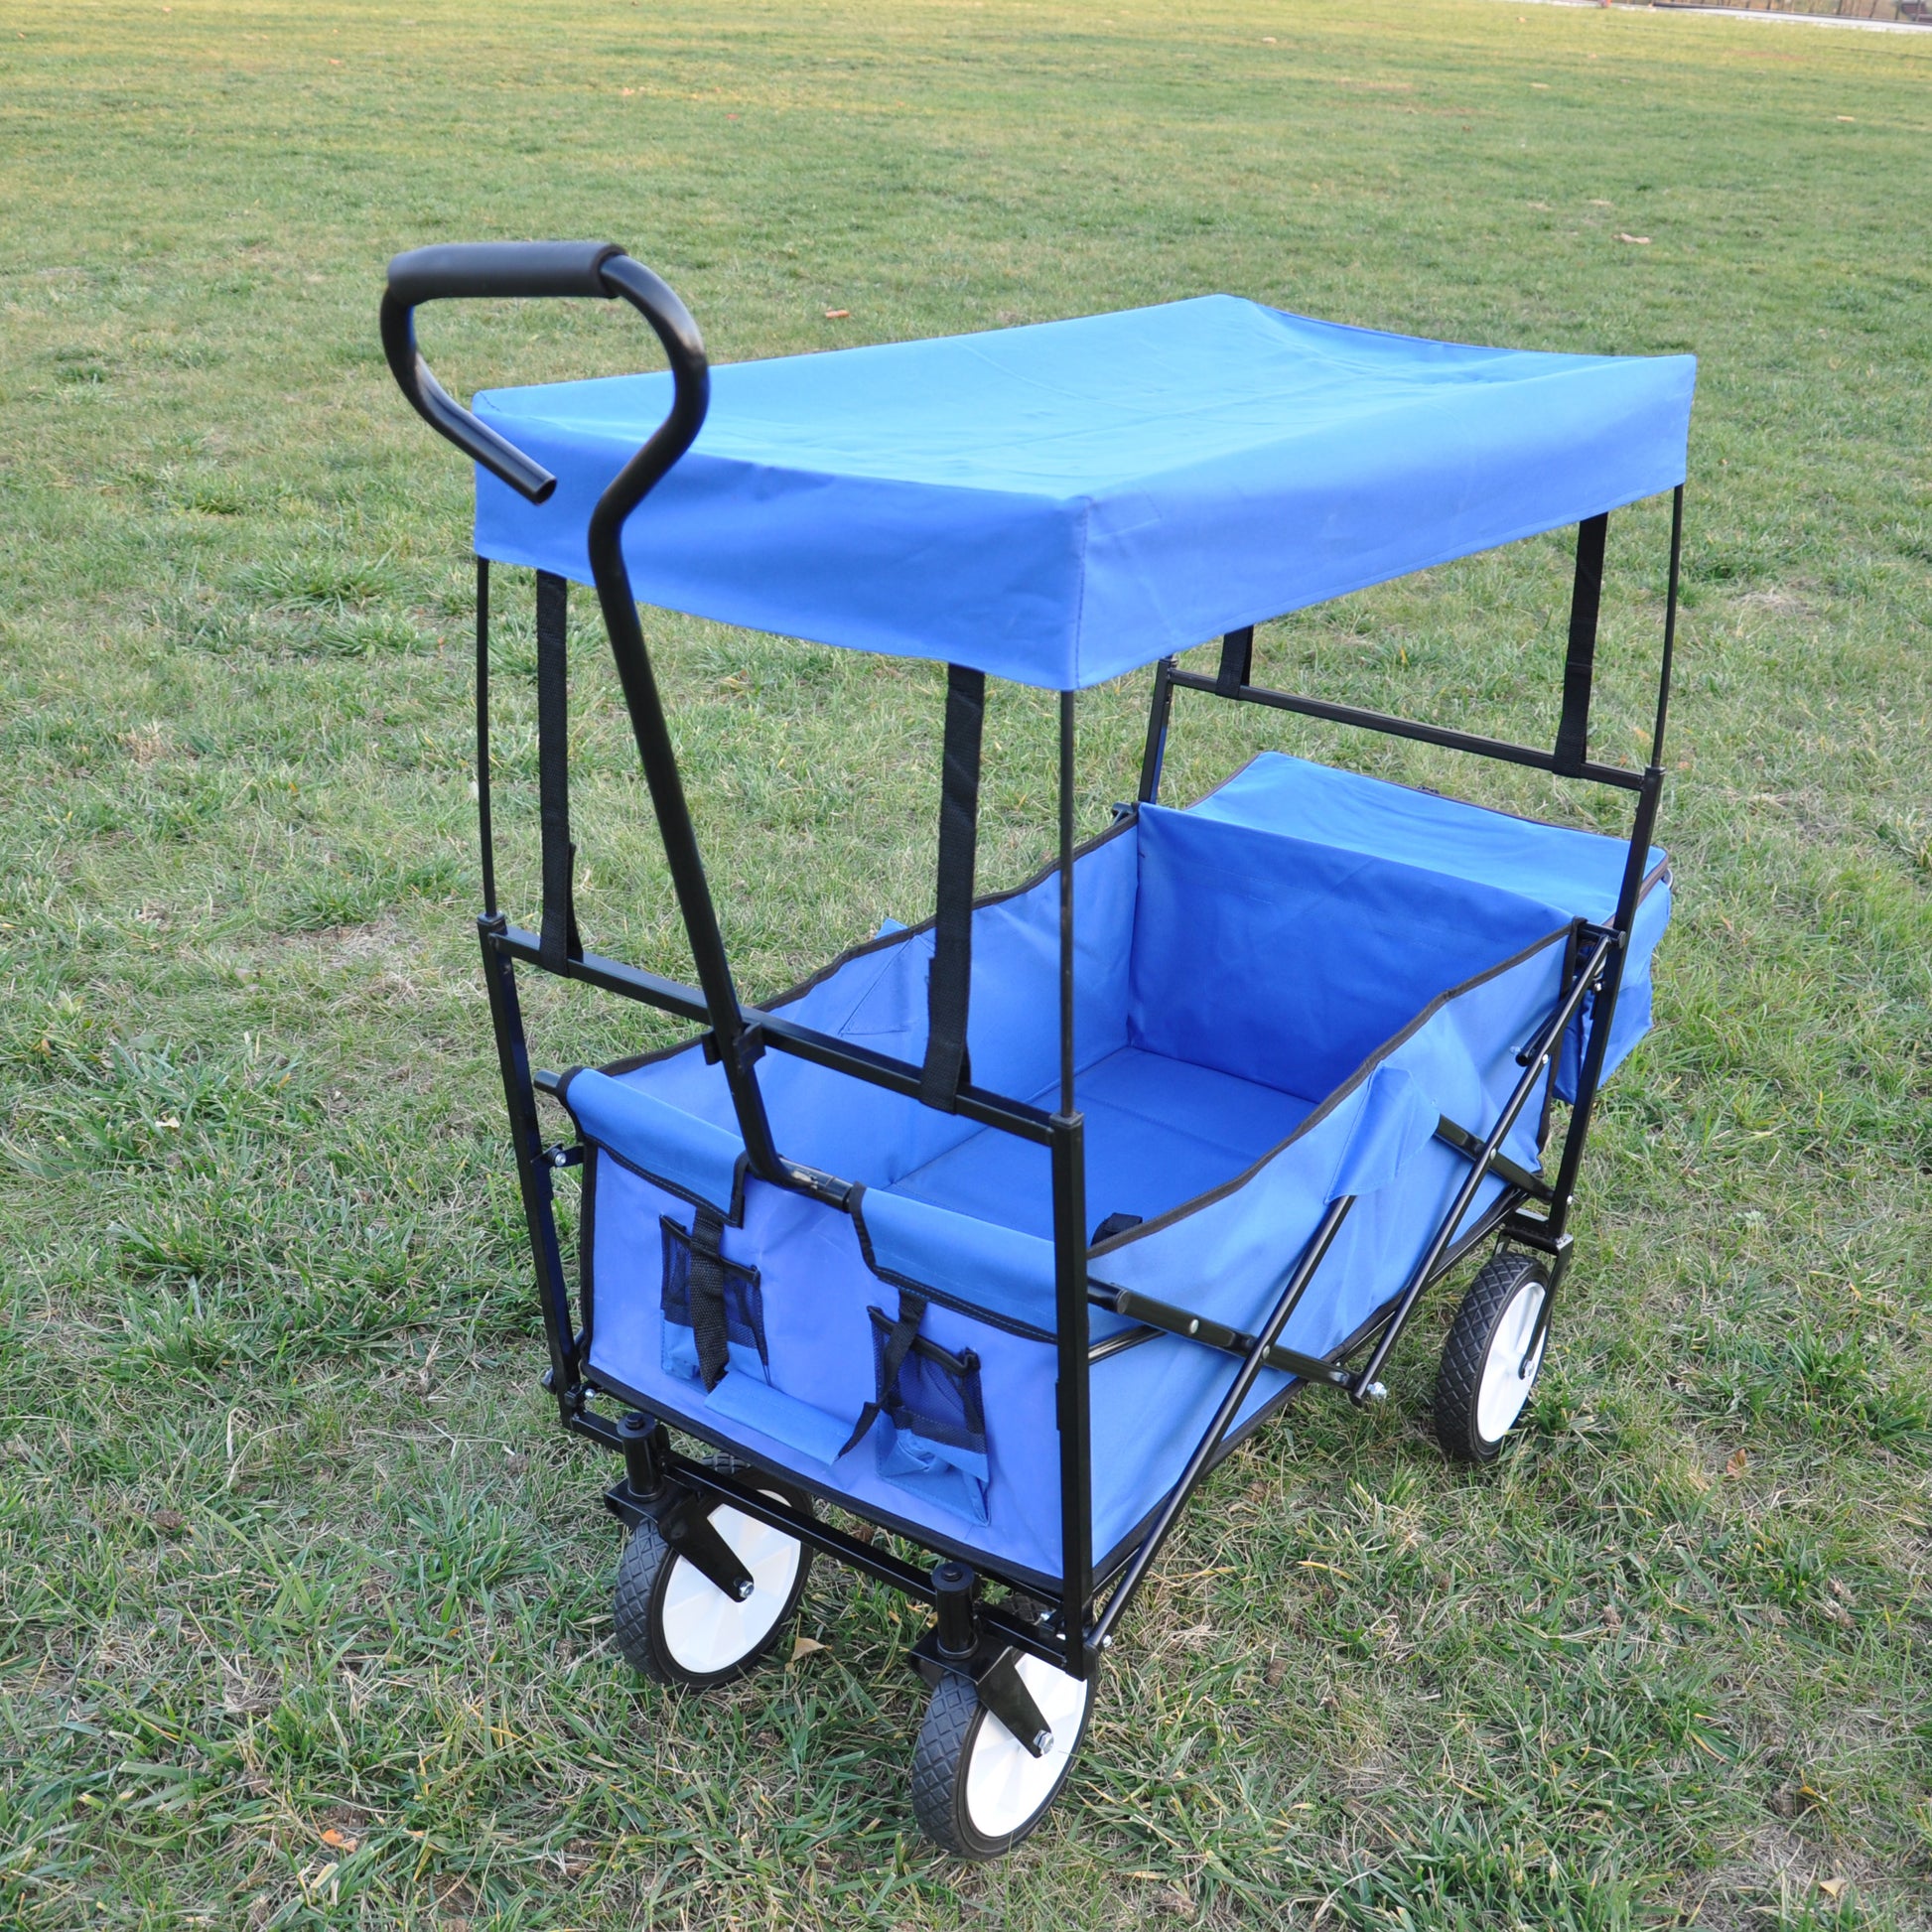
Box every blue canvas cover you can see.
[558,758,1671,1587]
[473,297,1695,690]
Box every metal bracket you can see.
[603,1477,755,1602]
[1088,1281,1352,1389]
[1517,920,1619,1068]
[543,1142,585,1170]
[1500,1215,1576,1277]
[909,1629,1053,1757]
[1433,1114,1551,1202]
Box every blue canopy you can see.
[474,296,1695,691]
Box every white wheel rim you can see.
[1476,1278,1547,1445]
[658,1500,802,1676]
[962,1653,1090,1841]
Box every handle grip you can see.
[378,240,708,505]
[387,240,623,307]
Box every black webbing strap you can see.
[919,665,986,1110]
[1215,624,1255,697]
[838,1290,928,1457]
[535,569,583,973]
[686,1201,731,1391]
[1554,514,1608,776]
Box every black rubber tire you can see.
[1435,1249,1552,1465]
[613,1459,813,1690]
[909,1667,1091,1861]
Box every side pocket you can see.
[660,1210,767,1389]
[866,1300,990,1525]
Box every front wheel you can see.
[1435,1250,1551,1464]
[909,1654,1093,1860]
[613,1462,813,1689]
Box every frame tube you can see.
[1651,485,1685,767]
[1545,778,1662,1238]
[1348,926,1614,1400]
[490,925,1057,1148]
[1164,669,1648,793]
[1090,1194,1354,1650]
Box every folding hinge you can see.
[1433,1115,1553,1202]
[540,1369,589,1413]
[543,1142,585,1170]
[701,1023,766,1071]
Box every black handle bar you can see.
[378,241,709,504]
[379,242,782,1178]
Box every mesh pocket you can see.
[660,1214,767,1386]
[867,1306,989,1524]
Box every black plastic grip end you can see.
[386,241,625,307]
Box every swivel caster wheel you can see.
[910,1653,1093,1860]
[1436,1249,1552,1464]
[613,1460,814,1688]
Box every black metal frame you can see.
[383,242,1681,1707]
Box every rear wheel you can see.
[909,1653,1093,1860]
[613,1461,814,1689]
[1435,1250,1551,1464]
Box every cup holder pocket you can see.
[867,1303,989,1524]
[660,1211,768,1387]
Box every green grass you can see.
[2,0,1929,1924]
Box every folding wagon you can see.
[380,242,1694,1858]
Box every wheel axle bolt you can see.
[1032,1728,1053,1754]
[1362,1380,1388,1403]
[733,1580,755,1602]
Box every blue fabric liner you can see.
[568,756,1670,1581]
[1193,755,1671,1097]
[474,297,1694,690]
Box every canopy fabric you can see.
[474,296,1695,691]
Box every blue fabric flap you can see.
[704,1372,855,1468]
[1326,1064,1437,1201]
[473,297,1695,690]
[563,1067,741,1212]
[856,1186,1059,1332]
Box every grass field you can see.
[3,0,1929,1925]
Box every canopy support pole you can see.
[1053,687,1092,1676]
[1137,656,1175,805]
[1651,485,1684,767]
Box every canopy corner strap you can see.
[1553,512,1609,778]
[535,568,585,974]
[919,664,988,1111]
[1214,623,1255,698]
